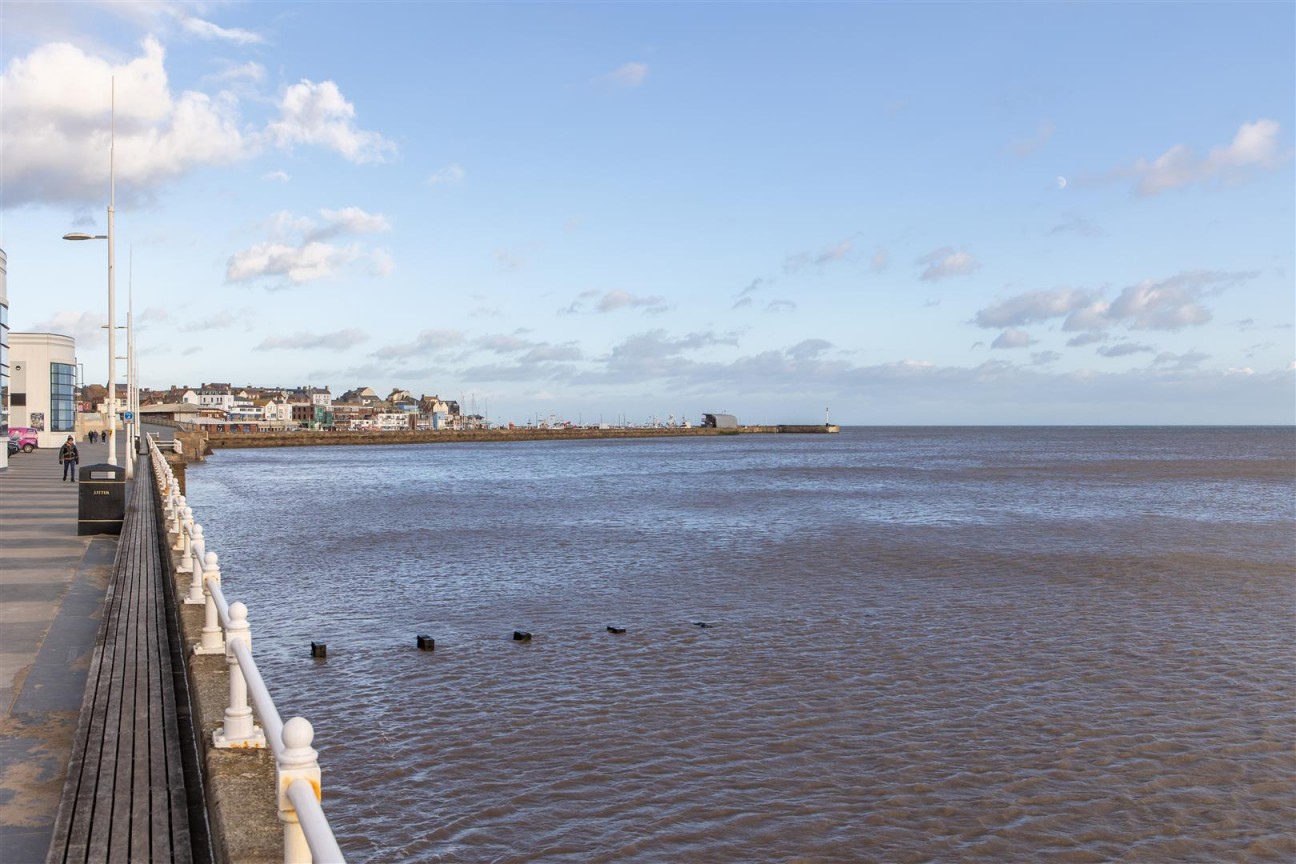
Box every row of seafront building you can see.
[143,383,478,434]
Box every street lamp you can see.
[63,77,117,467]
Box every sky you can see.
[1,0,1293,426]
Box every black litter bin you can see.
[78,463,126,535]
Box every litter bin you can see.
[78,463,126,535]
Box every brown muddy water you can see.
[186,427,1295,862]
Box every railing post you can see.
[169,495,186,548]
[177,507,195,563]
[194,556,226,655]
[213,602,266,749]
[185,539,212,605]
[279,718,321,864]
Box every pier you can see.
[0,434,343,863]
[0,437,118,862]
[201,423,840,450]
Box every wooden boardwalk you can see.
[46,457,207,863]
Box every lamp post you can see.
[63,77,117,467]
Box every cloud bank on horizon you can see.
[1,0,1292,425]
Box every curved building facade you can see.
[9,332,78,450]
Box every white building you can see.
[198,383,234,413]
[372,412,412,431]
[9,331,78,449]
[260,398,293,427]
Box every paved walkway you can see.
[0,438,123,864]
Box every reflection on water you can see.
[187,427,1296,862]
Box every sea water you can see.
[186,427,1296,862]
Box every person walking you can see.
[89,430,97,444]
[58,435,80,482]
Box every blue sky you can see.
[2,0,1292,424]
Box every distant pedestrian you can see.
[89,430,97,444]
[58,436,80,482]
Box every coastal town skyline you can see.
[2,1,1293,425]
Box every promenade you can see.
[0,438,118,863]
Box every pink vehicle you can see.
[7,427,39,453]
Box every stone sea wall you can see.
[203,425,836,450]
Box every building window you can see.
[50,362,75,432]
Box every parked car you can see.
[8,427,38,453]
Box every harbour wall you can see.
[203,425,838,450]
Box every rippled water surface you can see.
[186,427,1296,862]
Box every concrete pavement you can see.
[0,436,121,864]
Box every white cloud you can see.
[1151,350,1209,371]
[975,271,1257,337]
[22,310,106,347]
[816,240,852,265]
[227,241,355,285]
[1104,274,1218,330]
[991,328,1034,349]
[181,17,265,45]
[226,206,392,285]
[372,329,466,360]
[1,37,248,206]
[476,333,537,354]
[975,287,1100,328]
[785,239,854,274]
[917,247,980,281]
[604,62,649,88]
[1,37,396,208]
[764,299,797,313]
[256,329,368,351]
[264,169,291,182]
[1131,119,1288,196]
[596,289,668,314]
[523,343,583,363]
[1066,332,1109,347]
[1097,342,1155,358]
[264,79,396,164]
[312,207,391,240]
[428,163,465,186]
[209,61,267,84]
[787,339,833,361]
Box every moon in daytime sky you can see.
[1056,175,1068,189]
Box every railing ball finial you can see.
[283,716,315,752]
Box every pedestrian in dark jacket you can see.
[58,436,80,481]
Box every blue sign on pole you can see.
[123,411,134,421]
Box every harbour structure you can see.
[701,412,739,429]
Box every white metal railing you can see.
[148,435,345,864]
[149,434,183,454]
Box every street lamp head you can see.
[63,232,107,241]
